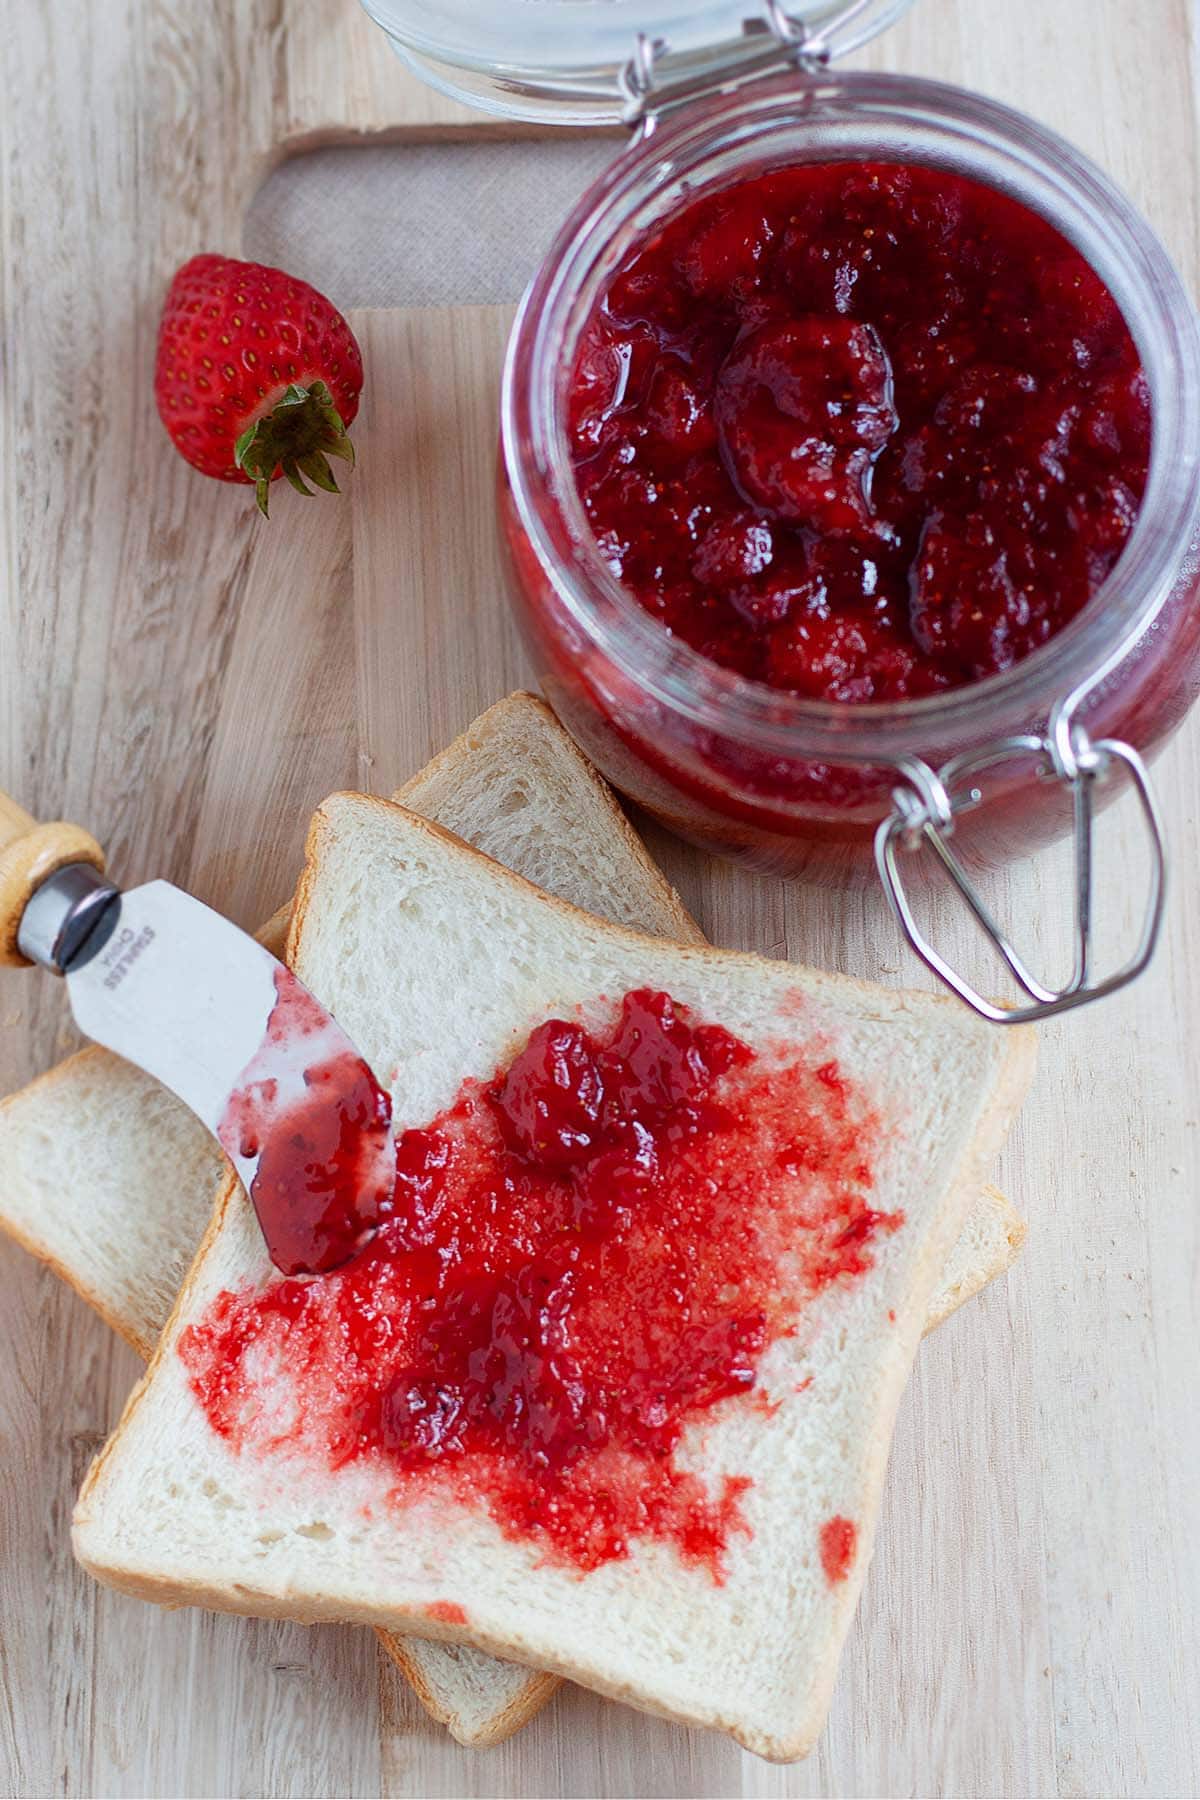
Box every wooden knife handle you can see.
[0,791,106,968]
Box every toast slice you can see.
[0,693,1026,1750]
[73,792,1035,1761]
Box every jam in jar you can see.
[568,161,1150,705]
[501,75,1200,890]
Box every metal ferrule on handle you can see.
[617,0,912,130]
[16,864,122,974]
[0,791,114,971]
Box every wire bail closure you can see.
[875,708,1168,1024]
[618,0,891,130]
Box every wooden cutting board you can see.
[2,3,1199,1795]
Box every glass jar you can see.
[361,1,1200,1018]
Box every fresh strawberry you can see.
[155,254,363,517]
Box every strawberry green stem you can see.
[234,380,355,518]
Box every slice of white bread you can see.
[73,793,1035,1761]
[0,693,1026,1750]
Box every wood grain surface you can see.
[1,1,1198,1795]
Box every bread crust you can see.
[393,692,703,948]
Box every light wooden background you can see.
[2,1,1199,1795]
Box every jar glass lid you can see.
[358,0,917,125]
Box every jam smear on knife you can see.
[218,968,393,1277]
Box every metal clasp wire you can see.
[875,715,1167,1025]
[766,0,892,61]
[618,0,860,131]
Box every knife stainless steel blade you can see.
[68,880,287,1144]
[0,792,394,1277]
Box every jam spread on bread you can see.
[183,988,900,1576]
[819,1515,858,1585]
[219,969,393,1277]
[424,1601,469,1625]
[570,163,1149,699]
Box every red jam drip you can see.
[425,1601,469,1626]
[569,162,1150,700]
[218,968,394,1278]
[819,1515,857,1585]
[185,989,901,1577]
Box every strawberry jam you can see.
[569,162,1150,699]
[819,1514,858,1585]
[218,969,394,1278]
[183,989,901,1577]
